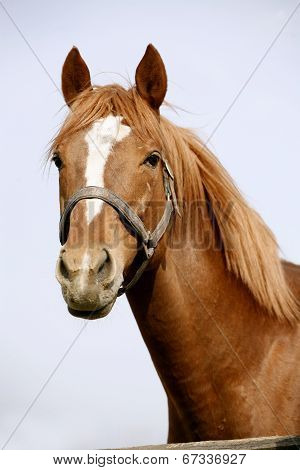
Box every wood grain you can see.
[119,435,300,450]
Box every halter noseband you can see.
[59,157,179,296]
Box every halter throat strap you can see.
[59,159,178,296]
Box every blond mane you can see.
[51,85,299,322]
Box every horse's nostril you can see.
[56,248,115,287]
[97,249,109,274]
[59,258,69,280]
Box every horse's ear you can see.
[62,47,91,106]
[135,44,167,111]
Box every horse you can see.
[51,44,300,443]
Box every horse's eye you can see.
[144,153,160,168]
[52,153,63,170]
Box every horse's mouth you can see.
[68,301,114,320]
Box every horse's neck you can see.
[127,199,300,441]
[128,234,260,357]
[126,233,280,426]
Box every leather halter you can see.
[59,157,179,296]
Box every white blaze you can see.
[84,115,131,224]
[79,251,90,291]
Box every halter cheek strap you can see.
[59,158,179,296]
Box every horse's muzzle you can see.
[55,246,121,319]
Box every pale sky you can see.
[1,0,300,449]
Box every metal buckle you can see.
[143,242,155,259]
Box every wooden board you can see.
[121,435,300,450]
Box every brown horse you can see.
[51,44,300,443]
